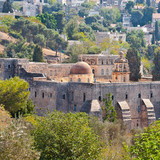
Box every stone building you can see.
[0,53,157,129]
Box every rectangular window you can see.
[50,93,52,98]
[74,105,76,111]
[83,93,86,102]
[63,94,65,100]
[42,92,44,98]
[8,65,10,69]
[35,92,37,97]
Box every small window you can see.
[102,61,103,65]
[78,78,81,82]
[92,69,95,74]
[123,77,126,82]
[99,96,101,101]
[126,94,128,99]
[138,106,140,112]
[101,69,104,75]
[150,93,153,98]
[8,65,10,69]
[83,93,86,102]
[74,105,76,111]
[35,92,37,97]
[138,93,141,98]
[0,64,1,68]
[50,93,52,98]
[112,95,114,100]
[72,92,74,101]
[42,92,44,98]
[63,94,65,100]
[106,69,109,75]
[88,78,90,83]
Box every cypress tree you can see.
[146,0,150,7]
[152,47,160,80]
[152,32,155,44]
[155,21,159,41]
[33,45,44,62]
[126,48,141,81]
[158,2,160,13]
[2,0,13,13]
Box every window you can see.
[50,93,52,98]
[106,69,109,75]
[102,61,103,65]
[72,92,74,101]
[123,77,126,82]
[35,92,37,97]
[101,69,104,75]
[125,94,128,99]
[74,105,76,111]
[112,95,114,100]
[42,92,44,98]
[28,88,31,91]
[63,94,65,100]
[150,92,153,98]
[99,96,101,101]
[8,65,10,69]
[138,106,140,112]
[83,93,86,102]
[0,64,1,68]
[78,78,81,82]
[92,69,95,74]
[138,93,141,98]
[88,78,90,83]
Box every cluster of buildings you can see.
[0,51,158,129]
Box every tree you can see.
[152,31,156,44]
[2,0,13,13]
[146,0,150,6]
[136,0,144,4]
[128,120,160,159]
[78,8,89,17]
[102,93,117,122]
[33,45,44,62]
[42,2,63,13]
[0,77,30,116]
[158,2,160,13]
[125,1,134,13]
[152,47,160,80]
[126,48,141,81]
[33,111,102,160]
[131,10,143,27]
[85,16,97,25]
[155,21,159,41]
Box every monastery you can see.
[0,51,157,129]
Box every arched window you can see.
[92,69,95,74]
[101,69,104,75]
[78,78,81,82]
[106,69,109,75]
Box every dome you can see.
[70,62,92,74]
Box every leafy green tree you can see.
[37,13,57,29]
[125,1,134,13]
[128,120,160,159]
[136,0,144,4]
[42,2,63,13]
[33,34,46,47]
[33,45,44,62]
[152,47,160,80]
[78,8,89,17]
[2,0,13,13]
[88,46,101,54]
[53,11,65,33]
[102,93,117,122]
[100,7,121,23]
[155,21,159,41]
[33,111,102,160]
[146,44,157,59]
[141,7,155,26]
[91,22,107,32]
[85,16,97,25]
[131,10,143,26]
[81,2,93,9]
[126,48,141,81]
[0,77,30,116]
[158,2,160,13]
[146,0,150,6]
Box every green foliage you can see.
[85,15,97,25]
[2,0,13,13]
[102,93,117,122]
[136,0,144,4]
[33,45,44,62]
[129,120,160,159]
[0,117,40,159]
[42,2,63,13]
[91,22,108,32]
[125,1,134,13]
[100,7,121,23]
[126,48,141,81]
[88,46,101,54]
[37,13,57,29]
[158,2,160,13]
[155,21,159,41]
[126,30,145,50]
[78,8,89,17]
[33,111,102,160]
[146,0,150,6]
[146,44,157,59]
[152,47,160,80]
[131,10,143,26]
[0,77,30,116]
[81,2,93,9]
[5,40,35,60]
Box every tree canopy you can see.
[33,111,102,160]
